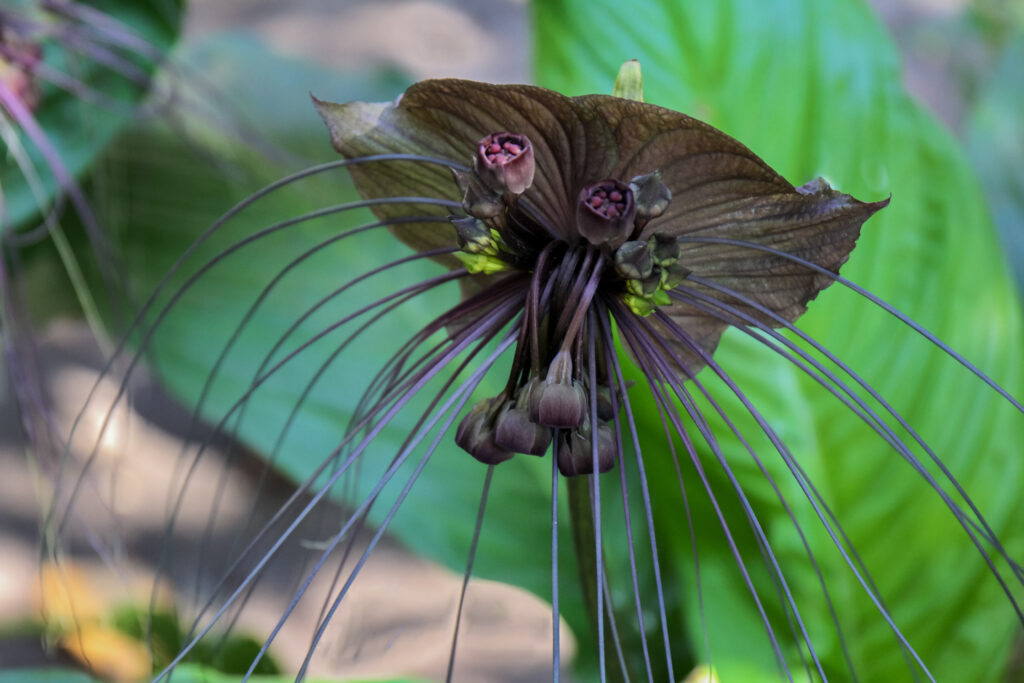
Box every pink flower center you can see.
[585,183,628,219]
[483,135,526,166]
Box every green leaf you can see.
[0,0,182,231]
[536,0,1024,680]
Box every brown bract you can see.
[314,79,887,377]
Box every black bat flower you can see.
[315,77,887,475]
[47,61,1024,683]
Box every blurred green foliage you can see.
[0,0,182,230]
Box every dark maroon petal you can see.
[675,187,889,324]
[314,96,463,264]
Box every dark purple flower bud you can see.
[455,397,514,465]
[557,423,617,477]
[649,233,682,266]
[494,401,552,455]
[613,240,654,280]
[576,179,636,247]
[629,170,672,221]
[474,132,535,196]
[530,350,587,428]
[452,168,504,219]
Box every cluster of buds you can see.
[456,350,620,476]
[450,131,684,475]
[614,232,690,316]
[449,131,538,274]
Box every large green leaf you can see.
[535,0,1024,680]
[0,0,181,231]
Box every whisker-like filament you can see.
[153,295,520,679]
[635,306,865,680]
[172,269,525,643]
[48,174,465,537]
[638,352,713,678]
[257,310,520,680]
[599,321,656,682]
[668,274,1024,620]
[680,275,1024,584]
[612,308,802,682]
[645,307,940,679]
[668,284,1024,671]
[176,239,461,611]
[48,153,466,450]
[600,309,677,681]
[585,307,608,682]
[548,431,560,681]
[445,464,495,682]
[676,236,1024,415]
[172,268,476,633]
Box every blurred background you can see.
[1,0,1022,681]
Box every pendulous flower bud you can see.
[530,350,587,429]
[576,179,636,248]
[455,397,515,465]
[613,240,654,281]
[474,132,535,196]
[494,400,552,455]
[629,170,672,221]
[557,422,616,476]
